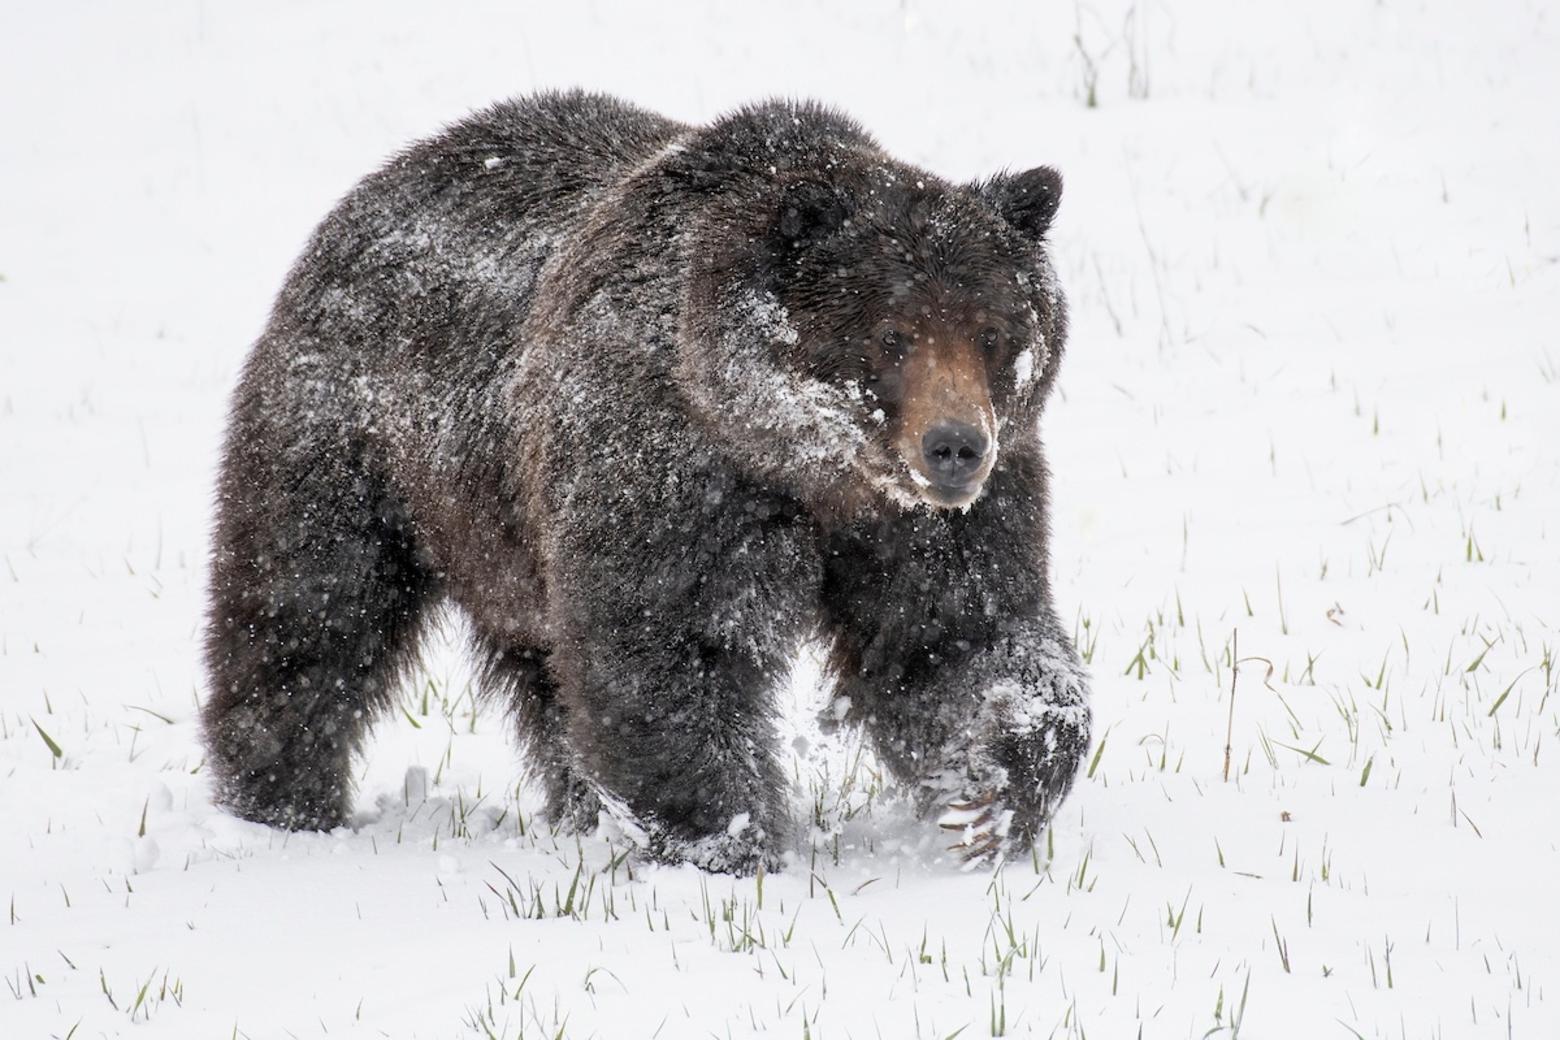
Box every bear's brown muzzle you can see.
[893,333,996,506]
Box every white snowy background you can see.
[3,1,1558,1037]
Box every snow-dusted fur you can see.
[202,90,1090,872]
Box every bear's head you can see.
[682,146,1066,517]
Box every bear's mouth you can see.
[908,467,989,509]
[863,445,994,512]
[901,451,993,509]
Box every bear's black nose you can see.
[921,421,989,489]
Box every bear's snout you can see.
[921,420,989,494]
[891,330,998,507]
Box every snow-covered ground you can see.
[3,1,1558,1036]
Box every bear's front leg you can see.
[565,629,792,874]
[543,469,818,876]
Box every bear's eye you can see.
[880,329,905,354]
[978,326,1001,352]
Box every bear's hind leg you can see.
[203,434,437,831]
[472,640,600,830]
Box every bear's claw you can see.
[937,791,1012,866]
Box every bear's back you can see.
[267,91,687,372]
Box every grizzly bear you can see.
[202,90,1091,872]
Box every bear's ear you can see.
[774,179,852,251]
[979,166,1063,241]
